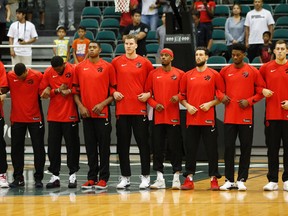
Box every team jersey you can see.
[0,61,8,117]
[112,55,154,115]
[40,63,79,122]
[180,67,224,126]
[7,68,43,123]
[259,60,288,120]
[220,63,265,124]
[145,67,184,125]
[73,58,116,118]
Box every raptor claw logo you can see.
[136,62,142,68]
[204,75,211,81]
[242,72,249,78]
[97,67,103,72]
[65,72,72,78]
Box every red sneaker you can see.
[181,177,194,190]
[211,177,219,191]
[95,180,108,190]
[81,180,95,189]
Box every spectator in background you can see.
[7,7,38,67]
[141,0,159,31]
[192,11,212,50]
[156,12,166,62]
[0,0,10,60]
[119,0,139,36]
[244,0,274,62]
[258,31,274,63]
[57,0,75,31]
[225,3,245,60]
[72,26,90,64]
[26,0,46,30]
[8,0,18,22]
[53,26,70,62]
[123,9,150,57]
[193,0,216,37]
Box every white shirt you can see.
[7,21,38,56]
[244,8,274,44]
[141,0,158,15]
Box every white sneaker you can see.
[150,179,166,189]
[263,182,278,191]
[0,173,9,188]
[139,175,150,189]
[237,181,247,191]
[283,180,288,191]
[220,181,235,191]
[172,178,181,190]
[68,25,75,31]
[116,176,130,189]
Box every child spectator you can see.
[258,31,274,63]
[72,26,90,64]
[53,26,70,62]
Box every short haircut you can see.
[124,34,138,43]
[51,56,64,68]
[275,40,288,48]
[196,47,209,56]
[78,26,86,31]
[89,40,101,48]
[56,26,66,32]
[131,9,141,16]
[16,8,27,16]
[14,63,26,76]
[263,31,271,38]
[231,43,246,53]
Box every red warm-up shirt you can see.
[112,55,154,115]
[7,69,43,123]
[73,58,117,118]
[259,60,288,120]
[40,63,79,122]
[145,67,184,125]
[220,63,265,124]
[180,67,224,126]
[0,61,8,117]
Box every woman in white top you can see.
[225,3,245,59]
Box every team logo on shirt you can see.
[33,117,40,121]
[204,75,211,81]
[171,74,177,80]
[242,72,249,78]
[136,62,142,68]
[65,72,72,78]
[171,119,179,123]
[285,68,288,74]
[97,67,103,73]
[69,116,77,120]
[205,120,214,124]
[27,79,34,84]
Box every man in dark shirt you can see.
[123,9,150,56]
[192,11,212,51]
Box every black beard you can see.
[196,61,206,67]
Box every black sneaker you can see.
[9,178,25,188]
[35,180,43,188]
[46,175,60,189]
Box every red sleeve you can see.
[179,73,188,101]
[246,69,266,105]
[0,62,8,88]
[214,71,225,100]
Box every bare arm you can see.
[245,26,249,48]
